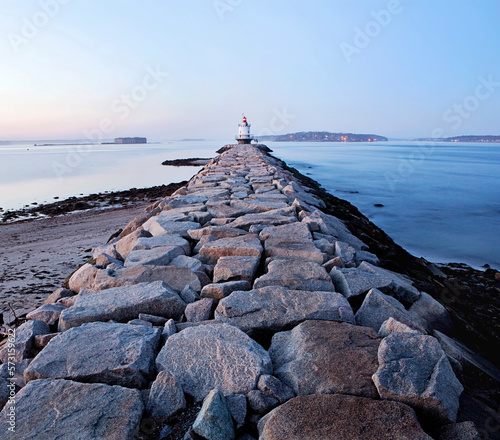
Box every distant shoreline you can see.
[0,181,187,224]
[413,135,500,143]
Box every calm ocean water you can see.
[0,140,498,269]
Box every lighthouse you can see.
[235,115,254,144]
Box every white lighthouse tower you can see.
[235,114,254,144]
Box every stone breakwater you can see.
[0,144,492,439]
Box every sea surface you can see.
[0,139,498,270]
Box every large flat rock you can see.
[270,320,380,398]
[263,237,325,264]
[258,394,432,440]
[59,281,185,331]
[358,262,421,304]
[329,266,393,298]
[156,323,272,401]
[142,217,200,238]
[124,245,187,267]
[215,286,354,334]
[0,378,143,440]
[259,222,312,241]
[130,233,191,254]
[25,322,161,388]
[229,213,297,230]
[355,288,425,333]
[187,226,247,240]
[213,256,260,282]
[254,259,335,292]
[373,332,463,425]
[198,234,263,263]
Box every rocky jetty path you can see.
[0,144,496,439]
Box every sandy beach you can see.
[0,203,150,324]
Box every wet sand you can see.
[0,204,150,323]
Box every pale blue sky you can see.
[1,0,499,140]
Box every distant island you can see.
[259,131,388,142]
[114,137,147,144]
[414,135,500,143]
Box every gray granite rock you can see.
[439,421,481,440]
[373,332,463,424]
[179,285,201,303]
[201,281,251,301]
[128,318,153,327]
[185,298,214,322]
[355,288,425,333]
[229,213,297,230]
[226,394,247,429]
[115,228,152,258]
[0,378,143,440]
[378,317,421,337]
[131,234,191,255]
[164,319,177,336]
[199,234,263,264]
[357,262,421,303]
[25,322,161,388]
[269,321,380,398]
[257,375,294,403]
[314,238,335,256]
[59,281,185,331]
[125,245,187,267]
[156,323,272,401]
[215,286,354,334]
[119,210,153,237]
[95,252,123,269]
[139,313,168,326]
[329,266,393,298]
[409,292,453,334]
[263,237,325,264]
[68,263,99,293]
[187,226,247,240]
[322,256,342,272]
[0,366,11,411]
[26,304,66,326]
[213,256,260,282]
[334,241,356,267]
[169,255,204,272]
[259,222,312,241]
[143,217,200,238]
[102,265,201,293]
[355,249,380,266]
[194,234,217,253]
[0,320,50,363]
[193,389,235,440]
[303,210,366,250]
[146,371,186,419]
[43,288,75,305]
[254,259,335,291]
[247,390,278,414]
[258,394,433,440]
